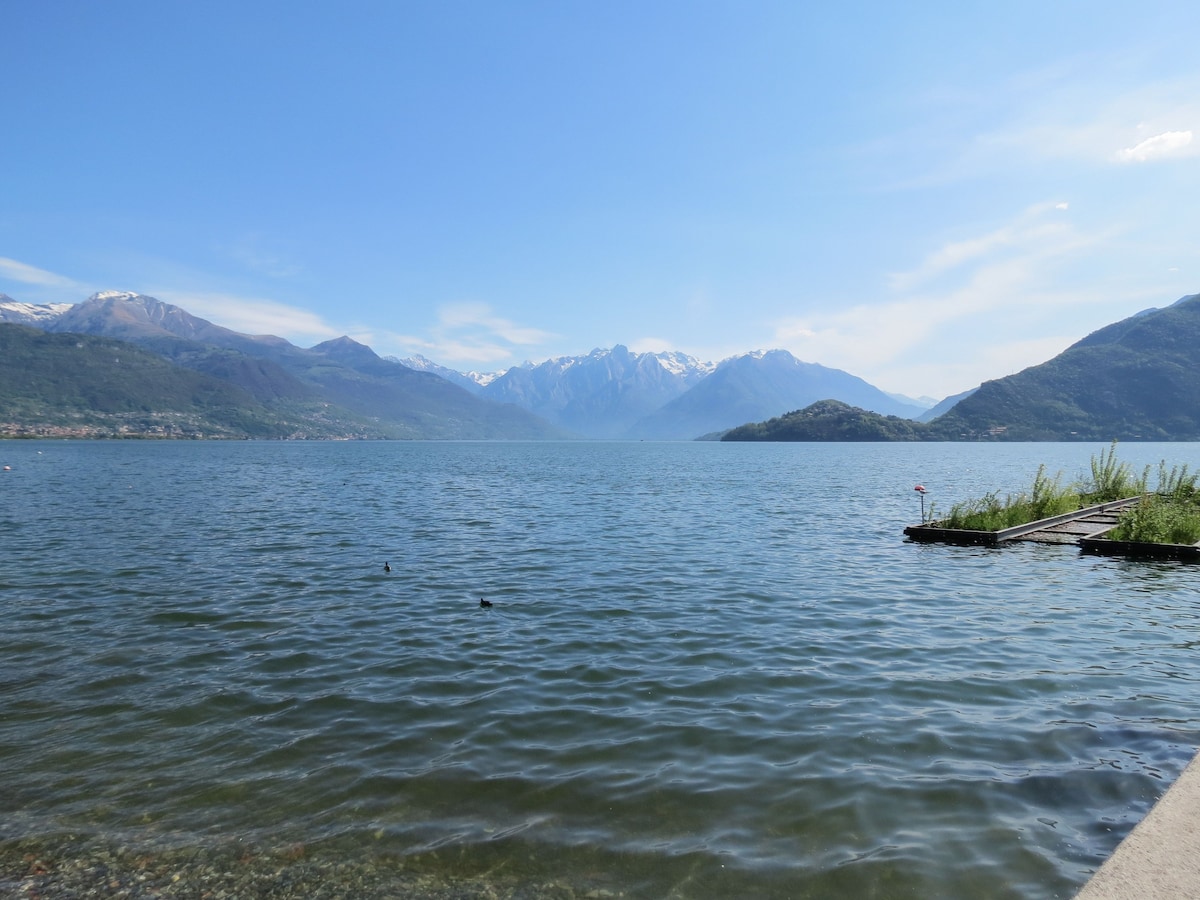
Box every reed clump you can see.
[1107,461,1200,545]
[1079,440,1148,503]
[936,442,1198,539]
[941,465,1077,531]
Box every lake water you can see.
[1,440,1197,899]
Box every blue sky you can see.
[3,1,1199,400]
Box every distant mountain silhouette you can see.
[393,354,494,393]
[477,345,713,439]
[724,293,1200,441]
[403,345,924,440]
[917,387,977,423]
[630,349,926,440]
[1,293,934,440]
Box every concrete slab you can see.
[1074,749,1200,899]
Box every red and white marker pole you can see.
[914,484,927,523]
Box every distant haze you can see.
[0,293,929,440]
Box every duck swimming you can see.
[479,597,493,608]
[383,561,391,572]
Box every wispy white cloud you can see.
[774,280,1102,398]
[380,302,561,365]
[0,257,85,290]
[629,337,677,354]
[772,202,1121,397]
[152,290,341,342]
[909,70,1200,182]
[883,333,1080,400]
[1115,129,1194,163]
[887,201,1076,293]
[435,302,558,346]
[383,333,519,365]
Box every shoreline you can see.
[1073,748,1200,899]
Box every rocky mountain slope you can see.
[476,345,714,439]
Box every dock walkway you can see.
[1009,499,1135,544]
[903,498,1139,548]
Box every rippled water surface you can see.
[1,440,1197,898]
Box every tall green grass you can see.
[1108,494,1200,545]
[1080,440,1148,503]
[935,442,1198,537]
[1107,462,1200,544]
[941,465,1078,531]
[1155,461,1199,503]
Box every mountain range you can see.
[401,344,927,439]
[724,292,1200,442]
[0,292,562,440]
[0,291,928,440]
[6,289,1197,441]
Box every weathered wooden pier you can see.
[904,498,1139,547]
[905,497,1200,560]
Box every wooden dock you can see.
[903,498,1140,548]
[1080,534,1200,562]
[1009,498,1136,545]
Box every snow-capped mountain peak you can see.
[393,354,501,392]
[89,290,142,302]
[653,350,715,378]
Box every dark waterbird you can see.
[479,597,492,608]
[383,561,391,572]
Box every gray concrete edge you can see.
[1073,748,1200,899]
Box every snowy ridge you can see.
[656,351,715,378]
[0,298,75,324]
[466,371,502,387]
[404,346,713,388]
[89,290,141,302]
[394,354,498,392]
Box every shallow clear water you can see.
[1,440,1197,898]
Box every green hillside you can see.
[722,400,929,441]
[929,294,1200,441]
[0,325,392,438]
[724,293,1200,442]
[31,293,570,440]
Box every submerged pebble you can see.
[0,837,614,899]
